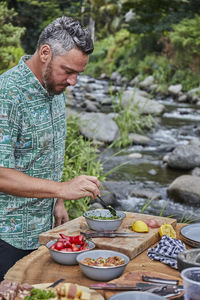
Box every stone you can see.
[79,112,120,143]
[167,143,200,170]
[168,84,182,96]
[121,89,165,115]
[128,133,151,145]
[167,175,200,206]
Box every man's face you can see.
[42,48,89,95]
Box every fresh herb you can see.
[24,288,56,300]
[89,215,120,220]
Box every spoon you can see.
[97,195,117,216]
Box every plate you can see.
[180,224,200,247]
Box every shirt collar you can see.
[18,55,50,97]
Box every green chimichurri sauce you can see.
[88,215,120,220]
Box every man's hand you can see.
[54,199,69,227]
[60,175,101,201]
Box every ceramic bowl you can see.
[46,239,95,265]
[76,249,130,281]
[83,209,126,231]
[108,291,165,300]
[177,248,200,272]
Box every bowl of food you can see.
[76,249,130,281]
[108,291,165,300]
[46,234,95,265]
[83,209,126,231]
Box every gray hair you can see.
[37,16,94,56]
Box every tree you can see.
[0,2,25,73]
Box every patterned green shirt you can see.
[0,56,66,249]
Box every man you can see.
[0,16,100,281]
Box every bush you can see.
[0,2,25,73]
[168,14,200,72]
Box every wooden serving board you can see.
[39,212,177,260]
[33,283,104,300]
[104,271,183,300]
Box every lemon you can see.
[159,224,176,238]
[132,220,149,233]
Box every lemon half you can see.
[159,224,176,238]
[132,220,149,233]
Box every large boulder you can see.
[121,89,165,115]
[167,175,200,206]
[167,140,200,170]
[79,112,120,143]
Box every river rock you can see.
[168,84,182,96]
[121,89,165,115]
[167,141,200,169]
[139,75,154,89]
[167,175,200,206]
[79,112,120,143]
[128,133,152,145]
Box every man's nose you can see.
[67,74,78,86]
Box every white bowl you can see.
[46,239,95,265]
[76,249,130,281]
[108,291,165,299]
[83,209,126,231]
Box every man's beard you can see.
[43,60,67,95]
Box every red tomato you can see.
[71,244,80,252]
[54,241,64,251]
[60,248,73,252]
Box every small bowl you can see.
[83,209,126,231]
[46,239,95,265]
[177,249,200,272]
[76,249,130,281]
[108,291,165,300]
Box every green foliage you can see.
[0,2,25,73]
[137,55,175,84]
[85,29,139,79]
[112,94,156,148]
[171,69,200,91]
[168,14,200,72]
[62,115,105,219]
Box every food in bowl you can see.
[81,255,125,267]
[83,209,126,231]
[49,234,90,252]
[76,249,130,281]
[46,234,95,265]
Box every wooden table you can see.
[5,223,188,299]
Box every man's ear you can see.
[39,44,52,63]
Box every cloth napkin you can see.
[147,235,186,269]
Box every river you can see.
[68,76,200,223]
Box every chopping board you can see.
[103,270,183,300]
[33,282,104,300]
[39,212,177,259]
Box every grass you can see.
[111,91,156,148]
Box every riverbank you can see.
[65,74,200,223]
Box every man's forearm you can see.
[0,167,61,199]
[0,167,100,201]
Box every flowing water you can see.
[100,98,200,222]
[69,76,200,222]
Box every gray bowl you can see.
[83,209,126,231]
[76,249,130,281]
[46,239,95,265]
[177,248,200,272]
[108,291,165,300]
